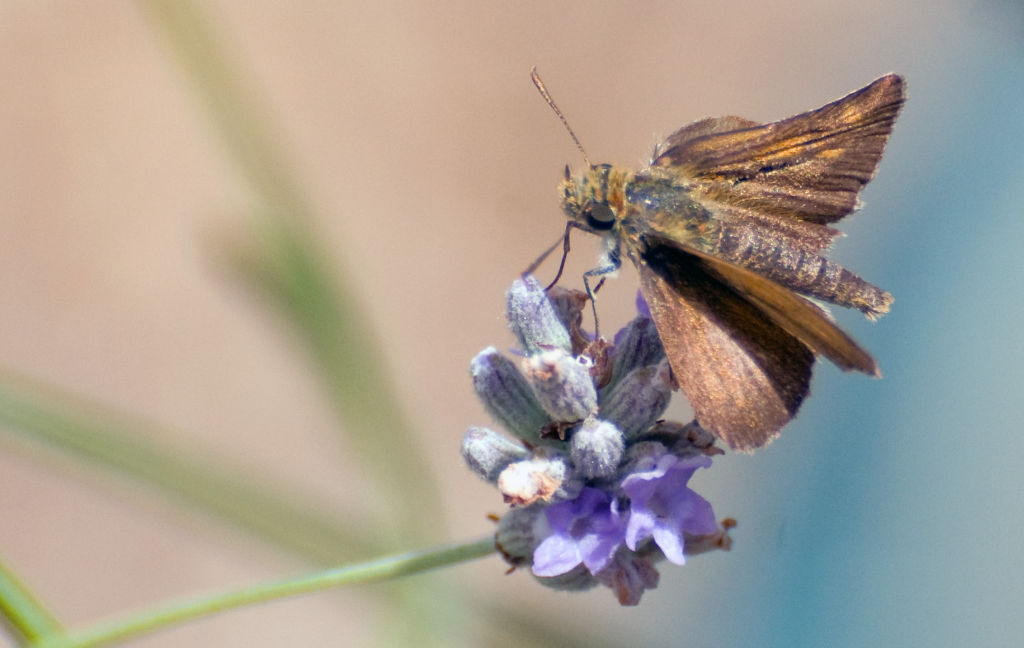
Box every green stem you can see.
[0,556,62,642]
[34,536,496,648]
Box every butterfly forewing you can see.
[652,74,905,225]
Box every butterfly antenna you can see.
[531,67,591,167]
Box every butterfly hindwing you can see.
[639,241,815,451]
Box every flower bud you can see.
[522,349,597,422]
[497,450,575,507]
[570,417,624,479]
[600,361,672,439]
[494,504,546,568]
[471,347,550,441]
[506,277,572,354]
[606,316,665,392]
[545,286,591,354]
[461,426,529,483]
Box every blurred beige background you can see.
[2,2,1022,647]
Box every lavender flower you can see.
[463,277,732,605]
[621,454,718,565]
[532,487,625,577]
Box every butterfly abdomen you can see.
[711,222,892,319]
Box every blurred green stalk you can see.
[0,556,62,643]
[0,376,372,562]
[136,0,439,548]
[33,536,494,648]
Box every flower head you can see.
[463,277,732,605]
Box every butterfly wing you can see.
[674,241,881,376]
[639,241,814,450]
[639,234,879,449]
[652,74,905,227]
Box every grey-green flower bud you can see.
[605,316,665,393]
[570,417,625,479]
[620,440,669,473]
[506,277,572,354]
[494,504,545,568]
[461,426,530,483]
[661,420,721,458]
[600,360,672,440]
[522,349,597,422]
[471,347,551,440]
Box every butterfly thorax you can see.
[621,172,717,252]
[561,164,715,260]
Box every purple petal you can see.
[578,525,621,575]
[652,525,687,564]
[530,488,625,577]
[678,490,719,537]
[624,506,656,552]
[532,534,583,577]
[620,453,717,565]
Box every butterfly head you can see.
[560,163,630,236]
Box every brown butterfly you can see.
[536,72,904,451]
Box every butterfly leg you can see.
[582,249,621,338]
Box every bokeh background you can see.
[1,1,1022,646]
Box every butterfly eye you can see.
[583,203,616,230]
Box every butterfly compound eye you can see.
[583,203,616,230]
